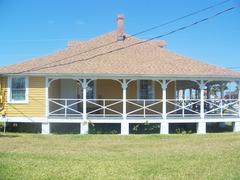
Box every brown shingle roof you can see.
[1,31,240,78]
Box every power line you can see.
[15,0,233,73]
[127,0,232,38]
[16,6,237,74]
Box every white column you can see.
[161,122,169,135]
[200,80,205,120]
[42,123,50,134]
[121,79,129,135]
[2,116,7,133]
[43,78,50,135]
[197,122,206,134]
[161,80,169,134]
[81,79,88,134]
[234,122,240,132]
[219,82,225,128]
[198,80,206,134]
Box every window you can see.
[138,80,154,99]
[9,77,28,103]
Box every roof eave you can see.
[1,72,240,81]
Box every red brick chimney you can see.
[117,14,125,41]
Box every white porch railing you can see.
[166,99,201,117]
[48,99,83,117]
[126,99,163,118]
[48,98,240,119]
[86,99,123,117]
[204,99,239,117]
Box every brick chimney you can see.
[117,14,125,41]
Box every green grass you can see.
[0,133,240,179]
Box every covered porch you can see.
[45,77,240,135]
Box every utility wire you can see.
[16,0,233,73]
[16,6,237,74]
[127,0,232,38]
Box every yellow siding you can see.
[96,80,175,99]
[96,80,122,99]
[5,77,46,117]
[0,77,7,115]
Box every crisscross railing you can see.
[166,99,201,117]
[86,99,123,117]
[48,98,240,119]
[49,99,83,117]
[204,99,239,117]
[126,99,163,118]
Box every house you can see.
[0,15,240,135]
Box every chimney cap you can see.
[117,14,124,19]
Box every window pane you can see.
[139,80,153,99]
[12,90,26,101]
[11,77,26,101]
[12,77,25,89]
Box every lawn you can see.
[0,133,240,180]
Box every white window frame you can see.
[7,76,29,104]
[137,80,155,99]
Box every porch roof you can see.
[1,31,240,78]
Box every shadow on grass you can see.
[0,134,19,138]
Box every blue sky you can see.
[0,0,239,70]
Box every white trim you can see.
[2,116,240,124]
[3,73,240,80]
[43,75,239,82]
[7,76,29,104]
[45,77,49,117]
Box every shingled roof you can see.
[1,22,239,79]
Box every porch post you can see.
[42,123,50,134]
[121,79,129,135]
[219,82,225,128]
[197,80,206,134]
[161,80,169,134]
[81,79,88,134]
[42,78,50,134]
[234,82,240,132]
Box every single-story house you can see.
[0,15,240,135]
